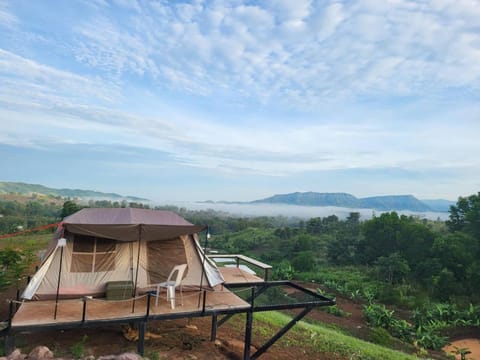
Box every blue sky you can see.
[0,0,479,202]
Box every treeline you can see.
[210,193,480,304]
[0,200,60,234]
[2,192,479,304]
[0,198,153,234]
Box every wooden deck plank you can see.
[11,288,251,328]
[219,267,264,284]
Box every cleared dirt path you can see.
[444,338,480,360]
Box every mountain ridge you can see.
[0,181,149,202]
[207,192,454,212]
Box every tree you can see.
[60,200,80,219]
[375,252,410,284]
[358,212,402,264]
[292,251,316,272]
[327,212,362,265]
[433,268,460,300]
[447,192,480,238]
[432,232,477,280]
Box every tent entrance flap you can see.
[147,238,188,284]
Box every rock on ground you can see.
[4,347,146,360]
[28,346,54,360]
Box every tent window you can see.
[71,235,116,273]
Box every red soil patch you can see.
[444,339,480,360]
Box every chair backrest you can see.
[166,264,188,286]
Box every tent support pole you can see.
[54,245,64,320]
[132,226,142,313]
[197,225,209,308]
[129,242,134,286]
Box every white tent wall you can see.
[21,245,58,300]
[30,236,143,299]
[23,233,224,300]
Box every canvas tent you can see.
[22,208,224,300]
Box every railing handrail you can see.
[208,254,272,270]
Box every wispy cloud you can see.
[68,0,480,107]
[0,2,17,28]
[0,49,120,103]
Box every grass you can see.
[253,311,427,360]
[0,233,52,252]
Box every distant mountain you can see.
[250,192,438,212]
[420,199,456,213]
[360,195,430,212]
[0,181,148,202]
[251,192,360,207]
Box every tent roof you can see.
[64,208,196,226]
[62,208,206,241]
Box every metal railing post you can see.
[146,292,151,318]
[202,289,207,314]
[8,300,13,329]
[82,297,87,323]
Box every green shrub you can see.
[70,335,88,359]
[369,327,392,347]
[323,305,351,318]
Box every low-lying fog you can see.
[164,202,449,221]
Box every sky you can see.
[0,0,479,203]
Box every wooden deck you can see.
[11,267,262,330]
[11,287,250,329]
[218,267,264,284]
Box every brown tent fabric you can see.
[63,208,206,241]
[64,208,196,225]
[147,238,188,284]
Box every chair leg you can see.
[167,285,175,309]
[155,286,161,307]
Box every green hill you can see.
[0,181,148,202]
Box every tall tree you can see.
[60,200,80,219]
[447,192,480,238]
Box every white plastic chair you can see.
[155,264,187,308]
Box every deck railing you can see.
[208,254,272,281]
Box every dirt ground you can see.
[0,283,342,360]
[444,337,480,360]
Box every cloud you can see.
[64,0,480,108]
[0,49,120,103]
[0,2,17,28]
[0,46,478,179]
